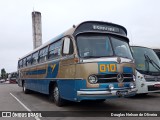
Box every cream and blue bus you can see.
[131,46,160,95]
[18,21,137,106]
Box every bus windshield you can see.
[76,34,133,59]
[131,47,160,73]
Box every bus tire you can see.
[50,84,66,107]
[95,99,106,103]
[22,81,30,94]
[140,93,148,96]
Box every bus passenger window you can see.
[19,60,23,68]
[48,40,62,60]
[26,55,32,66]
[32,51,39,65]
[23,58,27,67]
[18,61,20,68]
[39,47,48,63]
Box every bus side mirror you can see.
[63,37,71,55]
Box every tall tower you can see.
[32,11,42,49]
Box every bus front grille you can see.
[96,73,133,83]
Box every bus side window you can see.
[23,58,27,67]
[26,55,32,66]
[48,40,62,60]
[19,60,23,68]
[39,47,48,63]
[62,37,73,55]
[32,51,39,65]
[18,60,20,68]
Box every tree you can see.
[1,68,6,79]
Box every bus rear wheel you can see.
[22,82,30,94]
[50,84,66,107]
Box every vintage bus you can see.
[18,21,137,106]
[131,46,160,94]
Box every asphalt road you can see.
[0,83,160,120]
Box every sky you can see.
[0,0,160,73]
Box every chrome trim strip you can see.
[81,57,133,63]
[124,77,133,79]
[98,77,132,80]
[77,91,113,96]
[21,78,83,80]
[77,88,137,96]
[99,77,117,80]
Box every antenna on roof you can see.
[73,25,76,28]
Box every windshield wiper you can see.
[144,54,160,72]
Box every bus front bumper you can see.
[77,88,137,97]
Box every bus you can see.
[131,46,160,95]
[18,21,137,106]
[7,72,18,84]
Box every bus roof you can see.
[19,21,128,60]
[74,21,127,36]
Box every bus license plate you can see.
[117,91,128,96]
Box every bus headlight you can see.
[109,84,114,90]
[88,75,98,84]
[130,82,135,89]
[133,75,136,82]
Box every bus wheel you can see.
[51,84,66,107]
[23,82,30,94]
[95,99,106,103]
[140,93,148,96]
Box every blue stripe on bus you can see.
[123,67,133,73]
[24,78,133,101]
[99,82,130,88]
[26,79,50,94]
[26,69,46,75]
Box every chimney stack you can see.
[32,11,42,49]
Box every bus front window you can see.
[76,34,132,59]
[132,47,160,74]
[111,36,132,59]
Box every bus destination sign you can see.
[93,25,120,33]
